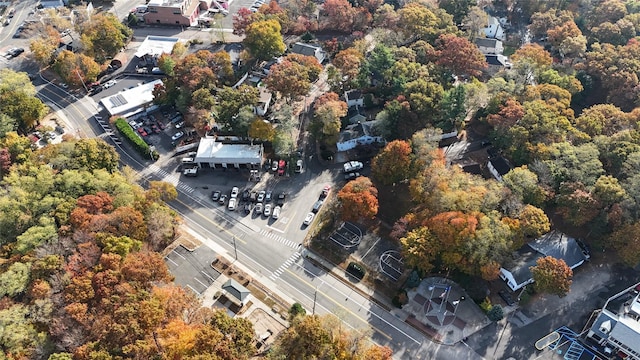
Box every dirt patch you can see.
[246,308,286,350]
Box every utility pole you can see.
[312,285,318,315]
[232,236,238,260]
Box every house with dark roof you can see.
[499,231,589,291]
[587,282,640,359]
[485,54,512,75]
[475,38,504,55]
[487,155,511,182]
[337,121,385,152]
[290,42,326,63]
[344,90,364,108]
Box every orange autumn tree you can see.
[337,176,379,222]
[530,256,573,297]
[371,140,414,186]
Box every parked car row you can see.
[211,187,287,214]
[128,114,166,138]
[302,185,331,227]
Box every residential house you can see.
[499,231,590,292]
[487,155,511,182]
[485,54,511,75]
[254,87,272,116]
[474,38,504,55]
[586,282,640,359]
[345,90,364,108]
[484,16,505,41]
[337,121,385,152]
[290,42,326,63]
[144,0,214,26]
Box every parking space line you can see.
[164,256,179,266]
[193,277,208,288]
[201,270,216,282]
[171,250,186,259]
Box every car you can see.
[89,86,103,96]
[498,290,516,306]
[6,47,24,58]
[576,239,591,260]
[3,18,10,26]
[211,190,221,202]
[151,124,161,133]
[295,159,303,173]
[276,192,286,206]
[171,115,183,124]
[254,202,264,214]
[343,161,364,173]
[257,190,266,202]
[103,80,117,89]
[183,167,198,177]
[243,203,252,214]
[175,121,185,129]
[230,186,239,198]
[143,127,152,135]
[129,120,141,129]
[263,204,272,217]
[346,262,365,281]
[321,185,331,198]
[241,189,250,202]
[278,160,286,175]
[218,194,228,205]
[303,212,315,226]
[265,191,272,202]
[344,172,362,181]
[312,200,323,213]
[272,206,281,219]
[171,132,184,141]
[137,127,148,137]
[157,122,166,130]
[250,191,257,203]
[271,160,278,172]
[228,197,237,211]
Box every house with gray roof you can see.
[474,38,504,55]
[587,282,640,359]
[290,42,326,63]
[499,231,589,291]
[222,279,251,305]
[337,121,385,152]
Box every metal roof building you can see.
[99,79,163,117]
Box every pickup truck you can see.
[343,161,363,173]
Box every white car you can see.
[230,186,239,198]
[263,204,272,217]
[272,206,281,219]
[103,80,116,89]
[171,132,184,141]
[303,212,315,226]
[228,197,237,211]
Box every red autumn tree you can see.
[487,98,525,131]
[435,34,487,78]
[322,0,356,32]
[233,7,255,36]
[337,177,379,221]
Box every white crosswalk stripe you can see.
[269,252,301,281]
[259,229,301,249]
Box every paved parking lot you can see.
[164,245,221,296]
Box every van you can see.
[135,5,148,14]
[181,157,194,164]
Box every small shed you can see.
[222,279,251,305]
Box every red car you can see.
[137,127,148,137]
[321,185,331,198]
[277,160,286,175]
[151,124,161,133]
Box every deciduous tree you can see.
[371,140,413,185]
[530,256,573,297]
[80,13,132,63]
[244,19,286,61]
[338,177,379,221]
[434,34,486,78]
[400,226,437,273]
[248,119,275,141]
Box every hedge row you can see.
[113,118,157,160]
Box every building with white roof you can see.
[134,36,183,58]
[99,79,163,117]
[194,138,263,169]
